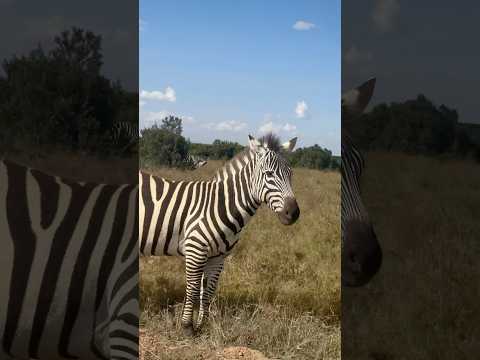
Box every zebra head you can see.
[193,156,208,168]
[248,133,300,225]
[186,155,208,170]
[341,78,382,287]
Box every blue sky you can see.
[140,0,340,154]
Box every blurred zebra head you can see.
[248,133,300,225]
[341,78,382,287]
[187,155,208,169]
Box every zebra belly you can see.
[141,220,185,257]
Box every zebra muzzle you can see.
[277,197,300,225]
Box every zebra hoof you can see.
[181,323,195,337]
[195,324,205,334]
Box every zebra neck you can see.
[214,150,261,220]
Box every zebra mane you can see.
[214,132,286,181]
[259,132,282,152]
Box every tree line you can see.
[140,116,340,170]
[0,27,137,156]
[347,94,480,161]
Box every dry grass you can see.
[342,152,480,359]
[140,160,341,359]
[2,149,136,183]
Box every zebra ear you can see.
[342,78,376,118]
[248,135,262,152]
[282,137,297,152]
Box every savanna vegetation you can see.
[140,161,341,360]
[140,118,340,171]
[0,27,137,157]
[348,94,480,161]
[342,151,480,359]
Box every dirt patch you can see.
[211,346,269,360]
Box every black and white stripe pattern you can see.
[341,78,382,287]
[0,159,138,359]
[139,133,299,335]
[341,133,366,236]
[185,155,208,170]
[111,121,138,151]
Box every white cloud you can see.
[282,123,297,132]
[183,116,196,125]
[140,110,170,129]
[293,20,316,31]
[259,121,277,134]
[259,121,297,135]
[140,86,176,102]
[372,0,400,32]
[139,100,146,107]
[204,120,247,132]
[344,45,373,64]
[295,100,308,118]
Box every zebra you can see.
[341,78,382,287]
[185,154,208,170]
[0,159,139,359]
[110,121,138,153]
[139,133,300,336]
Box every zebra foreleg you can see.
[181,243,208,336]
[196,256,225,331]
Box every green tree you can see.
[140,124,189,168]
[0,27,136,155]
[161,116,183,136]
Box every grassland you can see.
[140,160,341,359]
[342,152,480,359]
[1,149,136,183]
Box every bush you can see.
[347,94,459,155]
[140,125,189,168]
[287,145,338,170]
[190,140,244,160]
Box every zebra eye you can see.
[264,171,274,177]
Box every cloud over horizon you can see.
[203,120,247,132]
[259,121,297,135]
[140,86,176,102]
[292,20,316,31]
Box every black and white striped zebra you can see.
[110,121,138,152]
[139,133,299,336]
[185,154,208,170]
[341,78,382,287]
[0,159,139,359]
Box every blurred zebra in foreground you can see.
[341,78,382,287]
[0,159,138,359]
[139,133,300,336]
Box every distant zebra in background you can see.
[0,160,138,359]
[110,121,138,153]
[341,78,382,287]
[139,133,300,336]
[184,154,208,170]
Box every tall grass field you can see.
[140,160,341,359]
[343,152,480,359]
